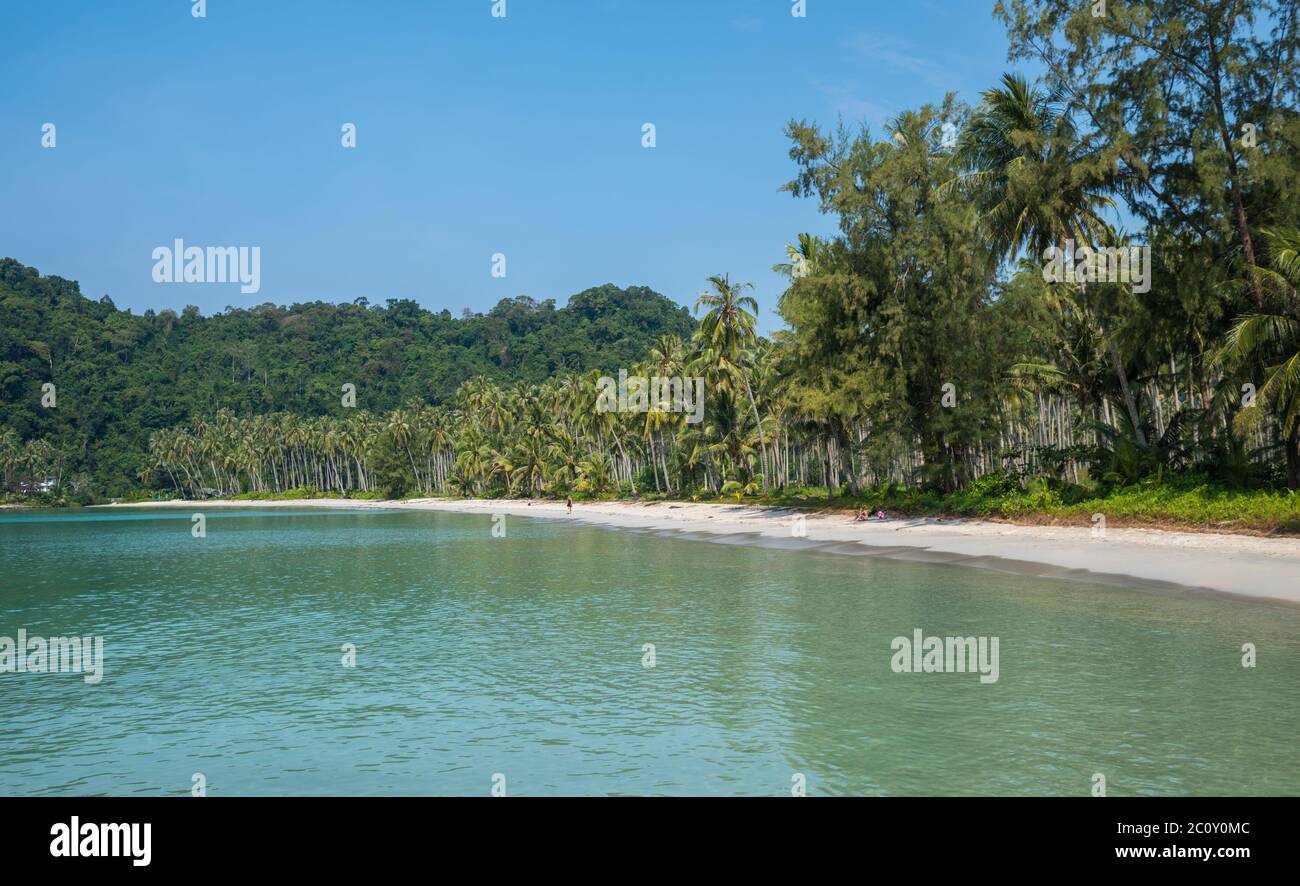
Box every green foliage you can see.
[0,261,692,498]
[5,1,1299,519]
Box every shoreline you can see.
[97,498,1300,606]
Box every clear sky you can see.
[0,0,1016,334]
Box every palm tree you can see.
[695,274,769,492]
[546,427,581,490]
[946,72,1145,446]
[588,372,635,495]
[385,411,420,489]
[1220,228,1300,488]
[425,407,453,493]
[576,453,614,494]
[492,449,518,496]
[772,233,825,280]
[947,73,1113,261]
[0,428,20,491]
[511,435,548,496]
[454,426,494,494]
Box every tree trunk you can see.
[1206,23,1264,308]
[741,373,769,492]
[1103,328,1147,448]
[1287,423,1300,491]
[612,433,635,495]
[647,434,661,493]
[658,429,671,494]
[833,421,860,495]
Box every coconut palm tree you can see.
[772,233,825,280]
[546,427,581,490]
[1220,227,1300,488]
[947,73,1113,261]
[576,452,614,494]
[385,411,421,488]
[511,435,549,496]
[695,274,769,492]
[945,72,1145,446]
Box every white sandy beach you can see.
[100,498,1300,605]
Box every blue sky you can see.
[0,0,1016,333]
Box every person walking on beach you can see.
[566,497,573,516]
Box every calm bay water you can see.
[0,507,1297,796]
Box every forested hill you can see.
[0,257,695,492]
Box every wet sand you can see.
[101,498,1300,606]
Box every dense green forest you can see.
[0,262,693,497]
[4,1,1300,533]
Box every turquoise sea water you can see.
[0,507,1296,796]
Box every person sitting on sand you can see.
[853,506,868,522]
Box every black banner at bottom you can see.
[0,797,1285,872]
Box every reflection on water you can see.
[0,507,1296,796]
